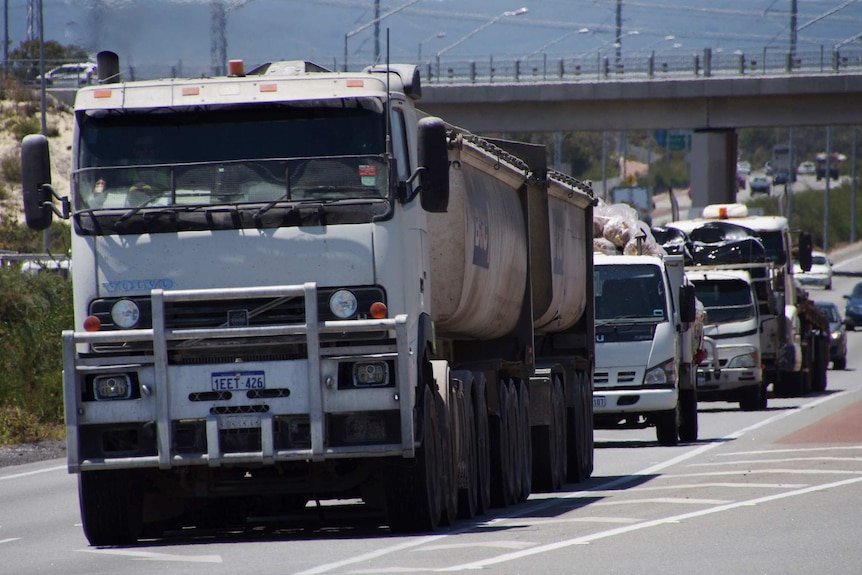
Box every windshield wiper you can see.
[116,191,174,225]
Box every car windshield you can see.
[816,304,840,322]
[811,255,828,266]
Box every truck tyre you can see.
[655,404,680,446]
[489,380,513,508]
[834,355,847,370]
[437,387,458,526]
[386,386,442,533]
[739,383,763,411]
[517,380,532,502]
[79,469,143,546]
[473,374,492,515]
[531,376,565,492]
[566,369,593,483]
[678,388,698,442]
[457,384,478,520]
[505,380,521,504]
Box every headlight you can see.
[330,289,358,319]
[726,349,758,369]
[94,374,133,400]
[831,330,842,341]
[111,299,141,329]
[644,359,676,385]
[353,362,390,387]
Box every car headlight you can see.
[831,330,843,341]
[644,358,676,385]
[726,349,758,369]
[111,299,141,329]
[329,289,358,319]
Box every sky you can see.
[8,0,862,77]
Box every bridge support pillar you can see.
[689,129,737,217]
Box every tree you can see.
[7,40,90,81]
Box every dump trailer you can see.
[21,52,595,545]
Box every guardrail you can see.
[419,46,862,85]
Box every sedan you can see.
[36,62,97,86]
[793,251,833,289]
[844,281,862,330]
[815,301,847,370]
[736,161,751,175]
[797,161,816,175]
[749,175,771,195]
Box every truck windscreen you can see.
[693,279,755,323]
[595,264,667,322]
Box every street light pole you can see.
[418,31,445,63]
[343,0,421,71]
[435,7,528,77]
[522,26,589,60]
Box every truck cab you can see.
[686,268,765,410]
[593,253,699,445]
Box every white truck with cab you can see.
[592,250,701,445]
[21,51,597,545]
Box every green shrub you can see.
[0,151,21,184]
[6,114,41,141]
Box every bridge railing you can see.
[421,46,862,85]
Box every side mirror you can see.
[679,284,696,324]
[798,231,813,272]
[21,134,54,231]
[417,116,449,213]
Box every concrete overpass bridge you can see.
[418,60,862,212]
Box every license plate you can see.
[211,371,265,392]
[218,414,261,430]
[593,396,606,408]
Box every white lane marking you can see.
[488,516,641,527]
[0,538,21,544]
[578,482,808,493]
[292,534,451,575]
[80,548,223,563]
[689,456,862,466]
[438,475,862,572]
[665,468,862,478]
[717,445,862,457]
[592,497,731,506]
[299,387,861,575]
[0,466,65,481]
[416,541,535,552]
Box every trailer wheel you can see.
[79,469,143,546]
[517,380,532,502]
[386,386,442,533]
[739,383,763,411]
[567,369,593,483]
[531,376,564,493]
[505,380,521,504]
[457,384,478,520]
[474,374,491,515]
[655,404,680,446]
[489,380,514,508]
[437,387,458,526]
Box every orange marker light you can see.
[370,302,387,319]
[719,207,728,219]
[346,79,364,87]
[182,86,200,96]
[83,316,101,332]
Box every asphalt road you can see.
[2,251,862,575]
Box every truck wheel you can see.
[566,369,593,483]
[474,374,491,515]
[531,376,565,492]
[505,380,522,504]
[775,372,805,397]
[79,469,143,546]
[655,405,680,446]
[457,386,478,520]
[739,384,762,411]
[386,386,442,533]
[437,388,458,526]
[489,380,513,508]
[678,388,698,442]
[834,355,847,370]
[517,380,532,502]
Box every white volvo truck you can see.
[21,52,597,544]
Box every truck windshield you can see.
[595,264,667,323]
[73,101,391,224]
[693,278,755,324]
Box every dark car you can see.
[749,175,771,195]
[772,168,792,185]
[843,281,862,330]
[815,301,847,370]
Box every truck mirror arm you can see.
[398,167,426,204]
[41,184,70,220]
